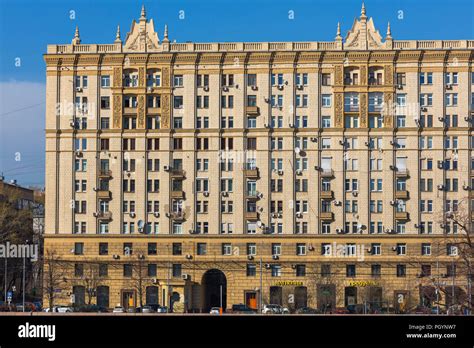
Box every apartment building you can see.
[43,5,473,312]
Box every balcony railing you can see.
[395,190,409,199]
[171,190,185,199]
[96,211,112,220]
[246,106,260,115]
[243,168,259,178]
[396,169,410,177]
[245,211,259,220]
[395,211,409,220]
[320,190,334,199]
[98,169,112,178]
[320,212,334,220]
[344,104,359,112]
[320,169,334,178]
[169,211,186,221]
[170,169,186,178]
[97,190,111,200]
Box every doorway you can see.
[202,269,227,312]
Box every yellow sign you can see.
[274,281,304,286]
[348,280,378,287]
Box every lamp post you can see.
[22,240,28,312]
[3,257,7,303]
[259,257,263,313]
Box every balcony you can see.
[368,104,384,112]
[246,191,260,200]
[171,190,185,199]
[395,211,409,220]
[97,190,111,200]
[471,212,474,221]
[98,169,112,178]
[320,212,334,220]
[123,107,137,115]
[147,106,161,114]
[168,211,186,221]
[320,190,334,199]
[243,168,259,178]
[96,211,112,220]
[246,106,260,115]
[245,211,259,220]
[395,190,409,199]
[395,169,410,178]
[320,169,335,178]
[344,105,360,112]
[170,169,186,178]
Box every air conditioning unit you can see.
[272,254,279,260]
[264,97,270,103]
[166,212,171,218]
[264,263,271,269]
[278,170,284,176]
[70,120,77,128]
[296,84,303,90]
[335,228,343,234]
[437,161,445,169]
[295,212,303,218]
[75,87,83,92]
[277,85,284,90]
[396,84,403,90]
[154,212,160,217]
[440,223,446,229]
[247,255,254,260]
[333,200,342,206]
[93,212,99,217]
[152,278,158,284]
[463,185,471,191]
[438,116,445,122]
[310,137,318,142]
[352,191,358,197]
[296,169,302,176]
[203,191,210,197]
[289,123,295,128]
[385,228,395,234]
[364,141,370,147]
[221,191,228,197]
[308,245,315,251]
[113,254,120,260]
[222,86,229,92]
[339,140,345,146]
[251,85,258,91]
[390,200,396,206]
[75,150,83,157]
[437,184,445,191]
[389,140,395,146]
[391,246,397,251]
[182,274,190,280]
[129,212,136,218]
[445,84,452,90]
[277,213,282,218]
[264,123,272,129]
[185,254,193,260]
[314,165,320,171]
[164,165,170,172]
[258,206,264,212]
[271,213,278,218]
[147,87,153,92]
[420,107,427,112]
[203,86,209,92]
[257,192,263,199]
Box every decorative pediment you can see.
[343,3,389,50]
[123,5,161,52]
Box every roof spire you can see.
[335,22,342,39]
[115,25,122,43]
[140,4,146,19]
[163,24,169,43]
[360,2,367,19]
[386,21,392,39]
[72,25,81,45]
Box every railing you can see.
[47,40,472,54]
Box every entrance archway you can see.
[202,269,227,312]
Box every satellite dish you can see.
[294,147,301,154]
[137,220,145,230]
[256,221,263,228]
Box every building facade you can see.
[44,5,473,312]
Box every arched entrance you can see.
[97,286,109,308]
[202,269,227,312]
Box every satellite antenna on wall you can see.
[137,220,145,233]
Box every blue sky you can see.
[0,0,473,187]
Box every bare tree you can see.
[42,250,68,311]
[74,262,102,305]
[127,249,151,309]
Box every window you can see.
[296,243,306,256]
[321,74,331,86]
[346,265,356,277]
[222,243,232,256]
[421,243,431,256]
[246,264,256,277]
[197,243,207,255]
[322,94,331,107]
[100,96,110,109]
[371,264,381,277]
[172,264,182,277]
[148,264,157,277]
[74,243,84,255]
[148,243,157,255]
[173,75,183,87]
[100,75,110,88]
[172,243,182,255]
[271,265,281,277]
[173,96,183,108]
[296,265,306,277]
[396,264,406,277]
[322,116,331,128]
[123,264,132,277]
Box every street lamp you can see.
[22,240,28,312]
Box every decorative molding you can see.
[113,67,122,88]
[137,95,146,128]
[112,94,123,129]
[360,93,368,128]
[334,93,343,128]
[161,94,170,129]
